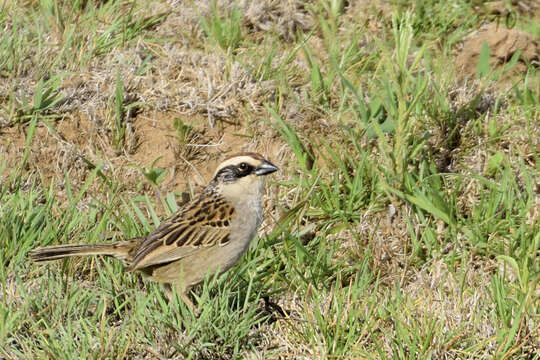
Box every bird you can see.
[29,152,278,308]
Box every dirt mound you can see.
[455,23,539,82]
[479,0,539,17]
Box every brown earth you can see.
[455,22,539,84]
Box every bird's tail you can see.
[29,241,136,263]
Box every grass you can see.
[0,0,539,359]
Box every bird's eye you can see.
[236,162,252,176]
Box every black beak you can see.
[255,160,279,176]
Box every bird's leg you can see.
[180,291,196,311]
[169,282,197,312]
[163,283,174,301]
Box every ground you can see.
[0,0,538,359]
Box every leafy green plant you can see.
[14,75,66,124]
[325,0,346,19]
[477,41,491,79]
[200,3,243,51]
[394,0,477,51]
[91,4,167,57]
[301,42,333,107]
[267,108,315,172]
[337,14,430,194]
[131,156,168,189]
[294,268,376,357]
[173,117,194,144]
[513,72,540,108]
[489,264,537,358]
[110,73,141,153]
[373,13,428,188]
[172,117,202,161]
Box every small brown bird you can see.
[29,153,278,308]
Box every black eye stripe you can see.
[214,163,255,182]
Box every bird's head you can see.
[210,152,278,202]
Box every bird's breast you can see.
[226,203,261,259]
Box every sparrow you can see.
[29,152,278,308]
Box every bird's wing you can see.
[125,194,235,272]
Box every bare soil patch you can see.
[455,23,539,83]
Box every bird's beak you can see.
[255,160,279,176]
